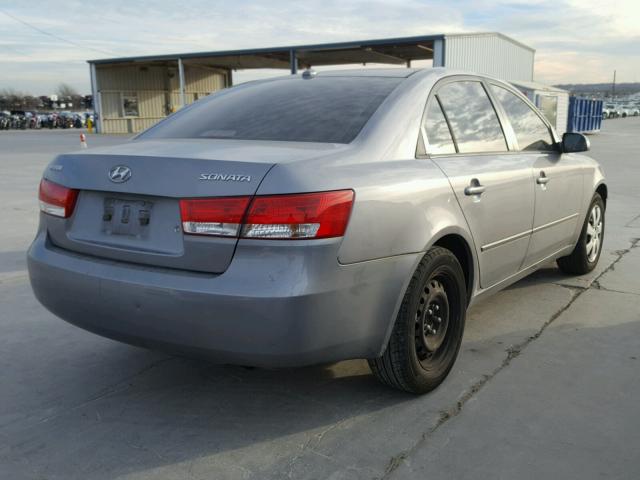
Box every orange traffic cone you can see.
[80,133,87,148]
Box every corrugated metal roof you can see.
[88,34,446,66]
[88,32,536,81]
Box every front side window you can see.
[423,98,456,155]
[491,85,555,151]
[140,77,402,144]
[436,81,507,154]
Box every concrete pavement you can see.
[0,120,638,479]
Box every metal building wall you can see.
[554,92,569,136]
[444,33,534,81]
[95,64,227,134]
[168,65,227,111]
[533,91,569,136]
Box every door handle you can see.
[536,171,549,185]
[464,179,486,196]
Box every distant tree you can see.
[0,88,25,111]
[39,95,53,110]
[56,83,79,98]
[56,83,84,110]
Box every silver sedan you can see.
[28,68,607,393]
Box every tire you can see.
[368,246,467,394]
[557,193,605,275]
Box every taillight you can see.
[179,196,251,237]
[179,190,354,240]
[38,178,79,218]
[242,190,354,239]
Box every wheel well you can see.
[433,234,474,303]
[596,183,608,206]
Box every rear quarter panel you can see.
[337,159,474,263]
[255,155,476,265]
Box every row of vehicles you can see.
[603,102,640,119]
[0,111,94,130]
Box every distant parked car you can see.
[28,69,608,394]
[603,104,620,119]
[57,112,75,129]
[0,111,10,130]
[71,113,84,128]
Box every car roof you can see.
[316,68,420,78]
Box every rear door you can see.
[488,83,584,267]
[424,79,535,288]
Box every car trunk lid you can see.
[44,147,276,273]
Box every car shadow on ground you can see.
[16,311,631,480]
[505,264,589,290]
[3,262,601,478]
[6,346,421,478]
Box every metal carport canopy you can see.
[87,34,444,71]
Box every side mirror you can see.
[562,132,590,153]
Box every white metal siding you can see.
[444,34,534,81]
[554,92,569,136]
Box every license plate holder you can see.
[103,198,153,237]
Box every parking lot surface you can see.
[1,122,639,479]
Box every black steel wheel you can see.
[369,246,467,394]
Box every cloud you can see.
[0,0,638,93]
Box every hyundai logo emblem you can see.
[109,165,132,183]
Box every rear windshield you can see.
[139,76,402,144]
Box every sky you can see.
[0,0,639,95]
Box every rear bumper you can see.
[27,232,419,367]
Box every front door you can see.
[526,154,583,265]
[487,83,584,267]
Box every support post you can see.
[406,59,412,68]
[89,62,101,133]
[433,38,445,67]
[289,49,298,74]
[178,58,186,108]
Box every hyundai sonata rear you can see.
[28,69,606,394]
[27,72,421,372]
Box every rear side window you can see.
[139,77,402,144]
[423,99,456,155]
[490,85,555,151]
[436,81,508,154]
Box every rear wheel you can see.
[368,247,467,394]
[557,193,605,275]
